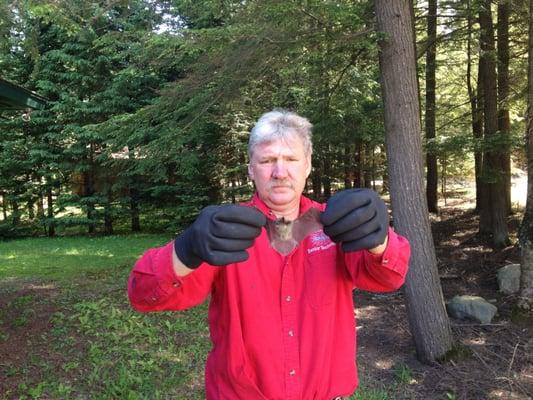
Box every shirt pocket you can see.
[304,246,338,309]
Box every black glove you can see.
[174,204,267,268]
[320,189,389,253]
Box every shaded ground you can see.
[0,280,71,397]
[1,202,532,399]
[355,203,532,399]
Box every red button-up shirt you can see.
[128,194,410,400]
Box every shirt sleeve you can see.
[127,240,219,312]
[342,227,411,292]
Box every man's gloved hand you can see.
[174,205,267,268]
[320,189,389,253]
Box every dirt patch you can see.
[0,279,62,397]
[355,205,532,399]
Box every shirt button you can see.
[173,282,181,288]
[286,295,292,302]
[288,330,294,337]
[383,258,389,265]
[289,369,296,376]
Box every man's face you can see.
[248,135,311,212]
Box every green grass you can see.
[0,234,171,281]
[0,234,402,399]
[0,234,214,399]
[349,387,391,400]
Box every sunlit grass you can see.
[0,234,209,399]
[0,234,171,281]
[1,235,407,399]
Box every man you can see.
[128,110,410,400]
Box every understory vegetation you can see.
[1,235,403,399]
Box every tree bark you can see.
[363,144,372,189]
[84,169,96,235]
[323,145,331,198]
[466,0,484,212]
[425,0,439,214]
[311,161,322,200]
[381,144,389,195]
[518,0,533,311]
[1,192,7,221]
[103,191,113,235]
[354,141,362,188]
[497,0,512,214]
[27,200,34,220]
[37,193,44,219]
[479,0,509,248]
[47,187,55,237]
[375,0,453,363]
[130,186,141,232]
[343,144,353,189]
[11,197,20,225]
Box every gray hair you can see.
[248,109,313,159]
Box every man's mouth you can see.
[271,184,292,190]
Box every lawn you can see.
[0,235,399,399]
[0,235,171,281]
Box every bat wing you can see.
[292,207,323,243]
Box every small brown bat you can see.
[265,207,323,255]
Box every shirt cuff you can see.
[157,241,198,292]
[364,228,402,272]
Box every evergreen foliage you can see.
[0,0,529,237]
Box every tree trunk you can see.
[425,0,439,214]
[311,151,323,200]
[375,0,453,363]
[311,161,322,200]
[441,155,448,206]
[466,0,484,213]
[479,0,510,248]
[37,193,44,219]
[1,192,7,221]
[323,145,331,198]
[343,144,353,189]
[130,186,141,232]
[27,200,34,220]
[497,0,512,214]
[323,172,331,198]
[354,141,362,188]
[518,0,533,311]
[103,192,113,235]
[381,145,389,195]
[84,170,96,235]
[363,144,372,189]
[11,198,20,225]
[47,187,55,237]
[371,147,377,191]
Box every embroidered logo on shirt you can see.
[308,231,335,254]
[310,231,330,245]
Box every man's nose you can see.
[272,160,288,178]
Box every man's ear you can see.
[248,163,254,180]
[305,155,312,178]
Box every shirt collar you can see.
[249,192,315,220]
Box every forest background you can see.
[1,0,529,240]
[0,0,532,399]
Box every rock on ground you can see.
[497,263,521,294]
[446,295,498,324]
